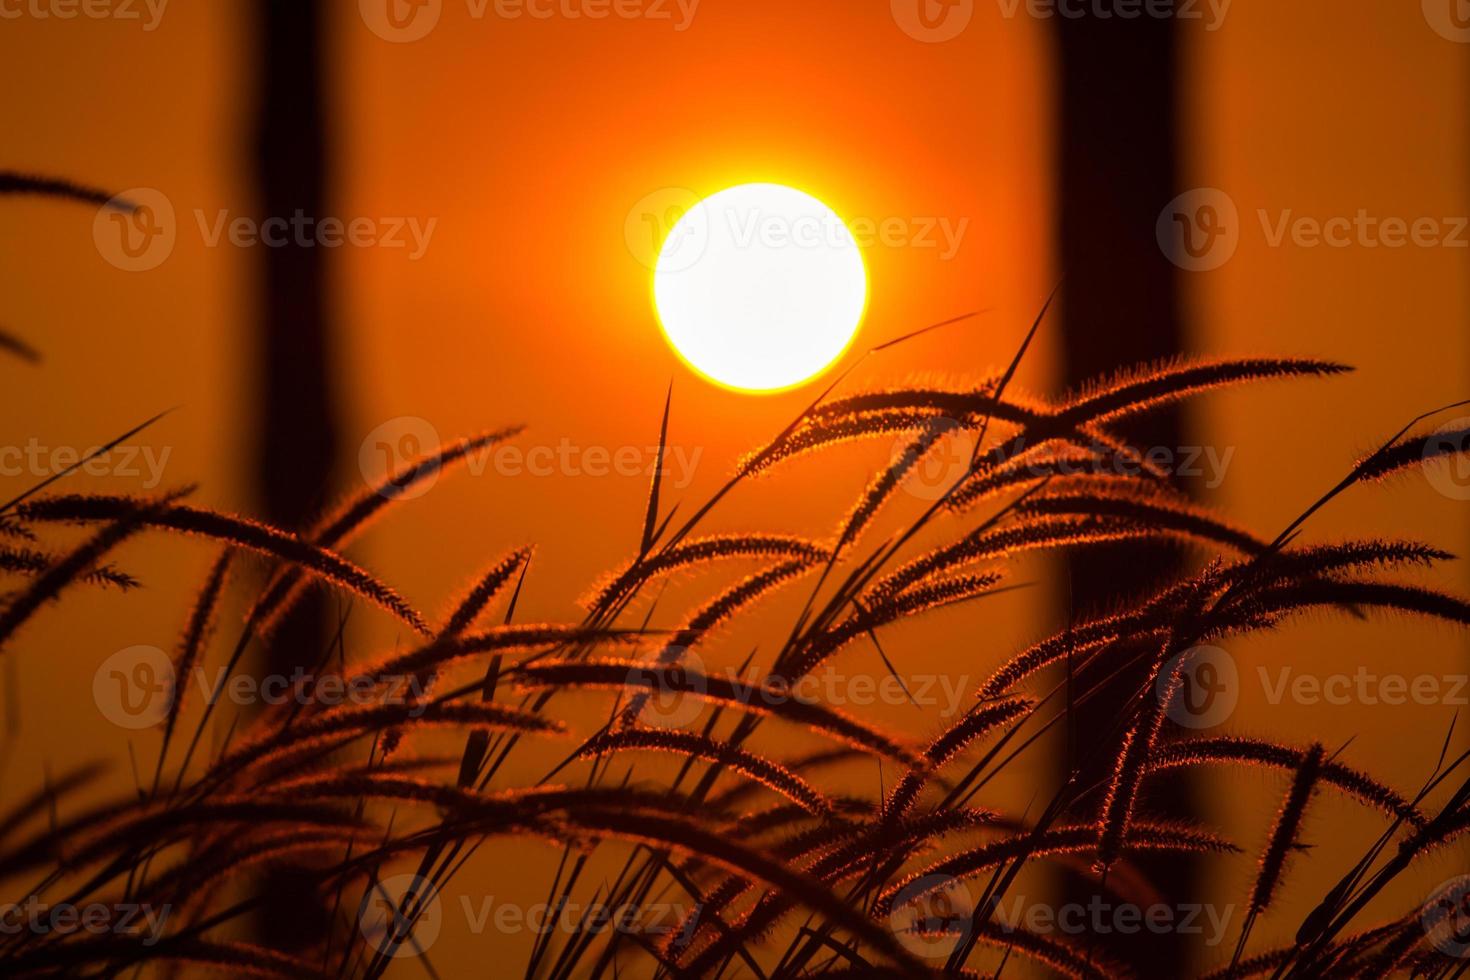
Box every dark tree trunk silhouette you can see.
[251,0,339,952]
[1053,15,1201,978]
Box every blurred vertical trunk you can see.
[1052,15,1200,979]
[252,0,338,952]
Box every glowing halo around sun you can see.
[653,183,868,393]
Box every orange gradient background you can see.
[0,1,1467,974]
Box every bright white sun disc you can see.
[653,183,868,393]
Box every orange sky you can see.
[1,1,1467,974]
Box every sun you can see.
[653,183,868,393]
